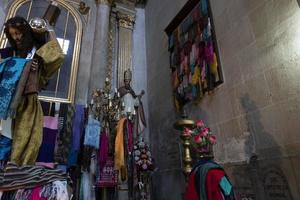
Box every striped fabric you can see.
[0,163,70,191]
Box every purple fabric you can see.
[37,127,58,162]
[205,42,214,64]
[0,47,13,59]
[99,129,109,171]
[72,105,85,151]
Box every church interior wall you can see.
[145,0,300,199]
[1,0,300,198]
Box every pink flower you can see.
[194,135,203,144]
[196,120,205,127]
[208,135,217,144]
[183,128,192,136]
[200,128,209,137]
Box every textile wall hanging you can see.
[165,0,223,112]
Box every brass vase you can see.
[174,118,195,178]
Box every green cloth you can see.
[11,40,64,166]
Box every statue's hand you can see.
[138,90,145,99]
[30,59,38,72]
[45,19,54,32]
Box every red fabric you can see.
[185,172,198,200]
[206,169,226,200]
[127,120,133,153]
[184,169,226,200]
[99,129,109,171]
[29,186,46,200]
[96,157,118,187]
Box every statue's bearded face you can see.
[8,27,23,49]
[4,16,38,58]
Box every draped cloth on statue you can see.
[11,40,64,166]
[0,58,28,120]
[8,60,32,118]
[137,100,146,134]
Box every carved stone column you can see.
[88,0,112,95]
[113,3,136,87]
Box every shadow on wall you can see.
[230,94,293,200]
[149,112,186,200]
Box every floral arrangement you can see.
[134,139,154,172]
[183,119,216,155]
[134,138,154,200]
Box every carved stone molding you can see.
[117,12,135,29]
[95,0,113,5]
[114,0,147,6]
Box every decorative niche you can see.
[165,0,223,112]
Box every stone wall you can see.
[132,8,149,140]
[145,0,188,199]
[0,0,9,26]
[145,0,300,199]
[0,0,11,32]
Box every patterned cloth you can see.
[96,157,117,188]
[0,135,12,161]
[168,0,220,111]
[55,104,75,164]
[14,189,32,200]
[0,162,69,191]
[72,105,85,151]
[8,60,32,118]
[84,116,101,148]
[39,180,69,200]
[68,105,85,167]
[0,58,28,120]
